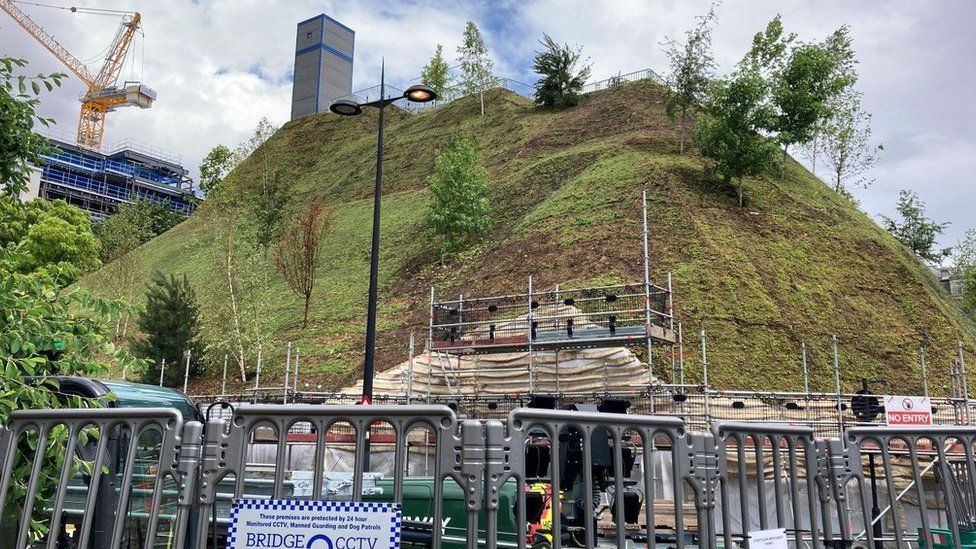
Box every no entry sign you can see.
[884,395,933,426]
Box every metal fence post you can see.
[833,335,843,436]
[221,354,228,396]
[961,341,971,424]
[183,349,191,394]
[159,357,165,387]
[254,343,263,403]
[284,341,291,404]
[920,345,929,397]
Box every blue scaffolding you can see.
[37,138,196,219]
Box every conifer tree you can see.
[133,271,205,386]
[421,44,451,97]
[533,34,591,109]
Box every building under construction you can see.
[25,137,196,221]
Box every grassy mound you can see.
[79,80,976,395]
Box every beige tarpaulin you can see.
[344,346,658,396]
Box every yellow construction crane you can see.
[0,0,155,150]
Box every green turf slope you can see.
[78,80,976,395]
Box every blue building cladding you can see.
[38,139,196,221]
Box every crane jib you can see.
[0,1,155,150]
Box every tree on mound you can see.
[457,21,496,116]
[532,33,591,109]
[421,44,451,97]
[133,270,205,385]
[274,200,330,329]
[882,190,951,264]
[694,67,779,207]
[426,138,491,258]
[663,2,718,154]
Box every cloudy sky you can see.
[1,0,972,246]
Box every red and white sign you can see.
[884,395,932,426]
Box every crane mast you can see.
[0,0,156,150]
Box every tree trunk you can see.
[479,90,485,116]
[302,293,311,329]
[121,313,130,341]
[679,108,686,154]
[811,137,819,176]
[737,178,744,208]
[224,224,247,382]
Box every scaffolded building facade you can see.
[33,138,196,220]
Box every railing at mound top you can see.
[339,67,666,115]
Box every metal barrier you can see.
[497,408,698,549]
[0,407,198,549]
[3,404,976,548]
[713,423,825,548]
[193,404,467,549]
[843,426,976,548]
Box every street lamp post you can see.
[330,61,436,406]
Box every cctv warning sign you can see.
[884,396,933,426]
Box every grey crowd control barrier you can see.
[2,404,976,548]
[0,407,199,549]
[713,423,825,549]
[194,404,465,549]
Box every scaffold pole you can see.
[407,332,415,401]
[293,348,300,394]
[920,345,928,397]
[427,286,434,403]
[254,344,263,404]
[221,354,228,396]
[528,275,534,394]
[833,335,842,435]
[678,322,685,386]
[701,328,710,424]
[183,349,191,394]
[642,190,654,407]
[960,341,970,424]
[802,342,811,423]
[284,341,291,404]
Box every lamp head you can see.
[330,99,363,116]
[404,85,437,103]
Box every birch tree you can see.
[662,3,718,153]
[457,21,497,116]
[820,89,882,193]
